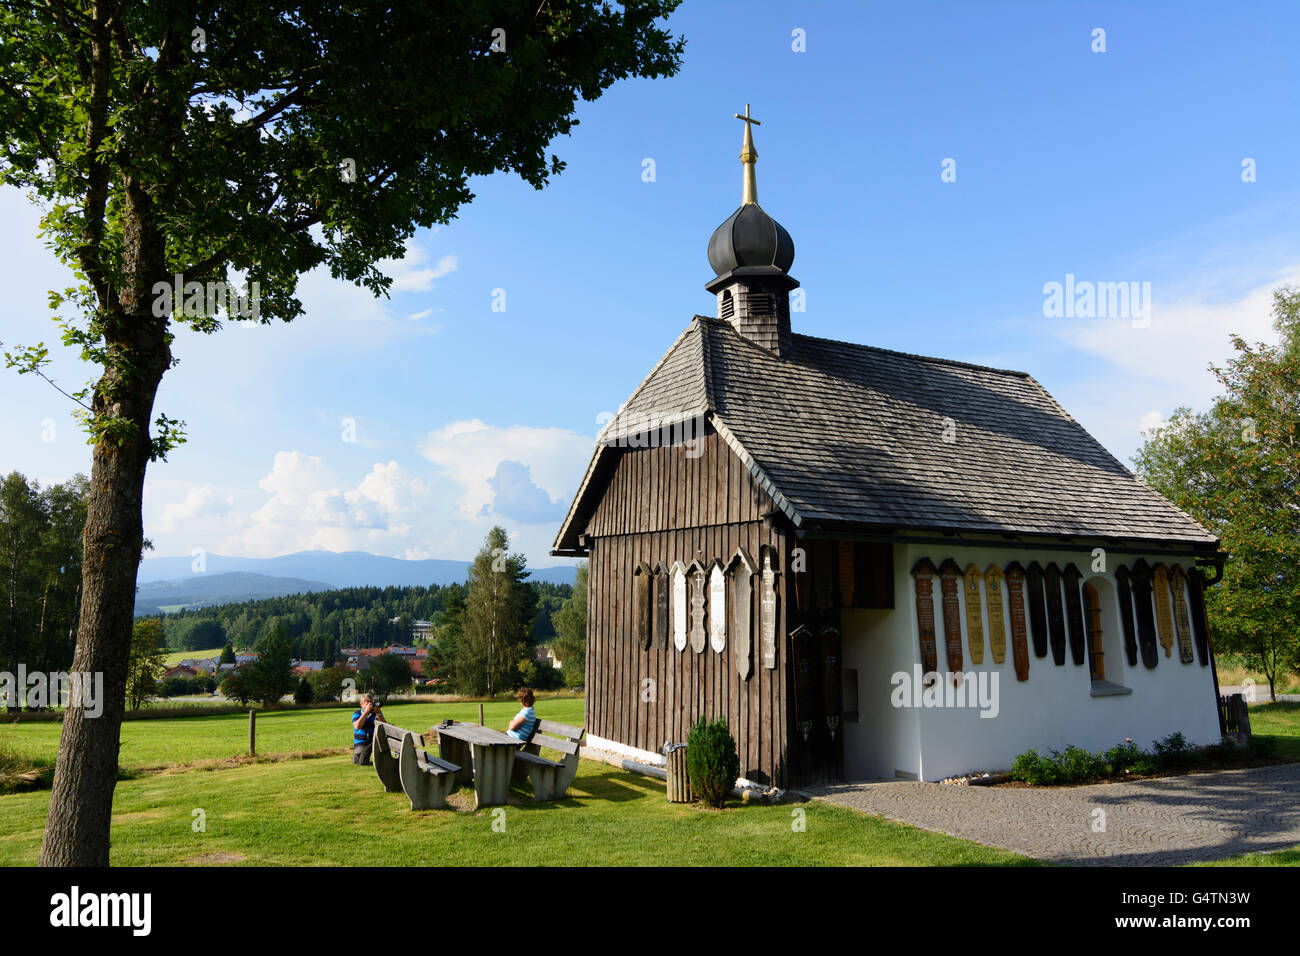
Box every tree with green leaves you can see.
[219,643,236,666]
[1134,287,1300,699]
[125,618,166,711]
[550,561,587,688]
[461,527,533,697]
[0,472,89,681]
[246,621,295,706]
[1,0,682,866]
[363,652,412,704]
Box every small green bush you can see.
[1153,731,1193,768]
[294,676,314,705]
[1011,749,1059,785]
[1103,739,1144,776]
[1057,745,1106,781]
[685,718,740,808]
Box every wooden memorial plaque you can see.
[1169,565,1195,664]
[813,540,835,613]
[1025,561,1049,659]
[1131,559,1159,669]
[963,564,985,666]
[1062,564,1086,667]
[729,549,756,680]
[984,564,1007,664]
[1187,568,1211,666]
[709,561,727,653]
[1043,563,1066,666]
[838,541,855,607]
[671,561,688,652]
[820,624,843,745]
[1004,562,1030,681]
[653,562,669,651]
[791,625,818,745]
[634,562,653,651]
[938,559,964,674]
[1152,563,1176,658]
[911,558,939,679]
[1114,564,1139,667]
[760,547,778,670]
[688,560,707,654]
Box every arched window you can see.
[1084,582,1105,680]
[720,289,735,319]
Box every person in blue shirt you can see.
[351,693,386,765]
[506,687,539,742]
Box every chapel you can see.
[551,107,1225,787]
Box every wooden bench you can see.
[373,721,461,810]
[511,719,585,802]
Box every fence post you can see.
[249,709,256,756]
[479,702,485,727]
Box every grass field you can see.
[0,695,1035,867]
[0,756,1038,867]
[0,698,584,772]
[1247,701,1300,760]
[2,697,1297,867]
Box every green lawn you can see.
[1249,701,1300,760]
[6,697,1297,866]
[0,697,584,772]
[0,755,1035,867]
[0,695,1037,866]
[1195,845,1300,867]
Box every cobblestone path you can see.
[807,763,1300,865]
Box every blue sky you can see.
[3,0,1299,569]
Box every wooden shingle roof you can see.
[553,317,1218,554]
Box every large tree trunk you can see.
[39,176,171,867]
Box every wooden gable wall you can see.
[583,427,793,787]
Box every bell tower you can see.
[705,104,799,357]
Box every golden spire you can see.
[735,104,760,205]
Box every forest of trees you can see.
[0,472,90,678]
[157,577,572,666]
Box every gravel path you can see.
[806,763,1300,865]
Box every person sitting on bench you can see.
[506,687,539,743]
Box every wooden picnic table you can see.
[431,721,521,808]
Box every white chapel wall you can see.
[842,542,1221,783]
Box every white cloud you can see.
[156,484,235,532]
[1137,409,1165,436]
[206,452,432,557]
[417,419,590,522]
[381,243,458,292]
[1056,269,1296,394]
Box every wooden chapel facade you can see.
[552,109,1225,789]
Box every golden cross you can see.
[734,104,760,204]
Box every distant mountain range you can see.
[135,572,333,616]
[134,549,579,616]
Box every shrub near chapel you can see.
[686,718,740,808]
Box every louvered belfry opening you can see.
[715,279,792,355]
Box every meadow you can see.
[2,698,1296,867]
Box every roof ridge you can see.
[791,330,1033,378]
[596,318,705,445]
